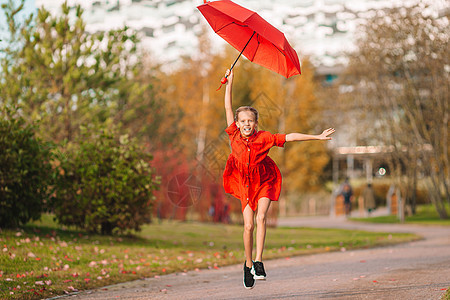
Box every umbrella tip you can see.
[203,0,208,3]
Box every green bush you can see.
[0,117,53,228]
[52,127,158,235]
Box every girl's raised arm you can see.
[224,69,234,126]
[286,128,335,142]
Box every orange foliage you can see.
[150,30,331,220]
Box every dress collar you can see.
[240,130,258,142]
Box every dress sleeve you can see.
[272,133,286,147]
[225,122,238,137]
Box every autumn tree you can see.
[155,28,331,218]
[241,59,331,215]
[342,3,449,217]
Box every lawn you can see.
[443,288,450,300]
[1,214,419,299]
[351,205,450,226]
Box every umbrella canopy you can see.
[197,0,301,80]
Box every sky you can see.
[0,0,36,44]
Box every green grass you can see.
[442,288,450,300]
[351,205,450,226]
[0,214,419,299]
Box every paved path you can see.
[67,216,450,300]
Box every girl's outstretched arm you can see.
[286,128,335,142]
[224,69,234,126]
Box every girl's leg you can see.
[242,204,255,268]
[255,197,271,262]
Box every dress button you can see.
[248,149,250,151]
[247,163,249,165]
[246,185,249,187]
[246,198,249,200]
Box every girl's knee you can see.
[244,222,254,233]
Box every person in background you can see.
[341,177,354,217]
[362,183,376,216]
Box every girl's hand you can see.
[318,128,335,140]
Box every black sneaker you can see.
[243,262,255,289]
[252,261,266,280]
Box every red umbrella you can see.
[197,0,301,86]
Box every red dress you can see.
[223,123,286,212]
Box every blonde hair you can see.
[235,106,259,122]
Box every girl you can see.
[222,69,335,289]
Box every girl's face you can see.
[236,111,257,138]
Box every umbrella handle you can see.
[216,76,228,91]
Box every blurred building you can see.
[33,0,447,75]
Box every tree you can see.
[155,35,331,218]
[0,1,160,144]
[342,2,449,217]
[242,59,331,215]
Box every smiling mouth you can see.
[243,127,252,133]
